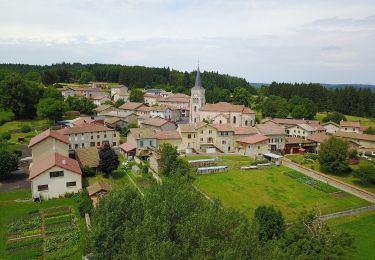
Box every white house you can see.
[322,121,340,134]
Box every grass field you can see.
[316,112,375,128]
[0,191,85,259]
[192,156,370,220]
[0,119,50,144]
[327,211,375,260]
[286,154,375,194]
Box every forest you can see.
[0,63,374,119]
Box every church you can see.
[189,67,256,128]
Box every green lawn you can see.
[194,157,370,220]
[0,192,85,259]
[327,211,375,260]
[316,112,375,128]
[286,154,375,194]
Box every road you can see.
[283,159,375,204]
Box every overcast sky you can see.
[1,0,375,84]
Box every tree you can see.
[354,164,375,184]
[291,105,308,119]
[232,86,251,107]
[88,181,277,259]
[0,73,43,118]
[65,96,95,115]
[37,98,66,122]
[43,87,63,100]
[254,205,285,241]
[114,99,125,108]
[318,137,350,174]
[322,112,347,124]
[25,71,42,83]
[0,149,19,178]
[158,143,190,177]
[98,144,119,176]
[129,88,144,102]
[79,71,95,84]
[278,209,354,259]
[261,96,289,118]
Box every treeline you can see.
[262,82,375,117]
[0,63,255,99]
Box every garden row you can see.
[283,170,339,193]
[5,206,80,260]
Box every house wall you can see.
[324,124,339,134]
[149,156,161,173]
[267,134,286,151]
[178,132,197,152]
[199,111,255,128]
[32,138,69,162]
[216,131,235,153]
[144,97,158,106]
[157,139,182,150]
[31,166,82,199]
[340,126,361,133]
[286,126,312,139]
[236,140,269,159]
[67,130,120,149]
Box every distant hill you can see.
[251,82,375,90]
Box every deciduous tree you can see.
[99,144,119,176]
[318,137,350,174]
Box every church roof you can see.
[192,66,204,91]
[200,102,255,114]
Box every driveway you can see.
[0,166,30,192]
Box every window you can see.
[201,130,203,134]
[97,135,100,138]
[219,120,222,124]
[50,171,64,178]
[222,140,226,145]
[104,134,107,138]
[38,185,48,191]
[188,134,191,139]
[91,135,93,140]
[245,120,248,126]
[233,116,237,124]
[97,142,100,146]
[194,106,197,112]
[140,140,144,147]
[149,140,153,146]
[113,142,117,146]
[209,130,212,134]
[258,146,260,150]
[200,138,203,142]
[82,143,85,148]
[66,181,76,187]
[75,144,79,148]
[69,144,72,149]
[90,142,95,147]
[114,133,116,137]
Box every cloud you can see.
[0,0,375,84]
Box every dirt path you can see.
[320,204,375,220]
[283,159,375,204]
[126,172,144,197]
[8,233,41,242]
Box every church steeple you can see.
[194,65,202,87]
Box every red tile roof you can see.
[29,129,69,148]
[200,102,255,113]
[340,121,361,128]
[237,134,269,144]
[119,102,144,110]
[72,117,95,127]
[119,143,137,152]
[256,122,286,136]
[154,131,181,140]
[233,127,258,135]
[211,124,234,132]
[306,133,330,143]
[29,153,81,180]
[271,118,320,126]
[57,124,113,135]
[142,117,171,127]
[87,182,112,196]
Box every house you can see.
[75,147,100,171]
[57,124,120,149]
[127,128,157,150]
[140,117,177,131]
[236,134,269,159]
[144,93,159,106]
[233,127,259,141]
[110,85,128,99]
[71,117,95,127]
[306,132,330,151]
[105,117,128,129]
[255,121,286,152]
[154,131,182,148]
[119,102,144,113]
[119,143,137,160]
[92,95,110,106]
[29,129,70,161]
[136,105,152,116]
[284,137,316,154]
[94,104,116,116]
[29,153,82,199]
[335,131,375,150]
[211,124,236,153]
[266,118,321,128]
[286,123,326,139]
[322,121,340,134]
[102,110,138,125]
[339,121,369,134]
[87,182,112,207]
[178,124,197,154]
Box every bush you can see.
[21,124,32,133]
[78,190,93,217]
[0,131,11,141]
[354,165,375,184]
[304,153,318,161]
[82,166,95,177]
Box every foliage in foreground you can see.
[88,181,355,260]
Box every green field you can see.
[0,191,85,259]
[286,154,375,194]
[327,211,375,260]
[0,119,50,144]
[193,156,370,220]
[316,112,375,128]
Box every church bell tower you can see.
[189,66,206,124]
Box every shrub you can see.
[304,153,318,161]
[354,165,375,184]
[78,190,93,217]
[8,215,41,233]
[82,166,95,177]
[0,131,11,141]
[21,124,32,133]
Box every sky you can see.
[0,0,375,84]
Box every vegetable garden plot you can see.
[283,170,339,193]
